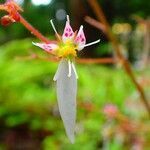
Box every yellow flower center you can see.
[57,40,77,58]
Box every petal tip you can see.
[65,129,75,144]
[69,135,75,144]
[53,77,57,81]
[32,42,36,45]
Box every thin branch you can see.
[85,16,106,33]
[19,15,51,44]
[76,58,115,64]
[15,53,59,62]
[87,0,150,116]
[15,53,115,64]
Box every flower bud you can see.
[11,11,20,22]
[0,16,12,26]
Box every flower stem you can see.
[16,53,115,64]
[19,15,51,43]
[77,58,115,64]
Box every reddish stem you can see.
[16,53,115,64]
[19,15,51,43]
[76,58,115,64]
[85,16,106,33]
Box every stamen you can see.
[50,19,60,39]
[84,39,100,47]
[71,62,78,79]
[66,15,70,23]
[68,60,72,77]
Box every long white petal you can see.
[53,61,62,81]
[54,59,77,143]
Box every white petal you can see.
[53,62,61,81]
[55,59,77,143]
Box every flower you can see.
[33,15,100,143]
[103,104,118,118]
[33,15,100,78]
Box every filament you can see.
[71,62,78,79]
[50,19,60,39]
[68,60,72,77]
[84,39,100,47]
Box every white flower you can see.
[33,15,100,143]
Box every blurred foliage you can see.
[99,0,150,22]
[0,39,149,149]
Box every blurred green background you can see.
[0,0,150,149]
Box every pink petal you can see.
[74,26,86,51]
[62,21,74,42]
[32,42,58,53]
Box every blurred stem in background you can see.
[133,16,150,69]
[87,0,150,116]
